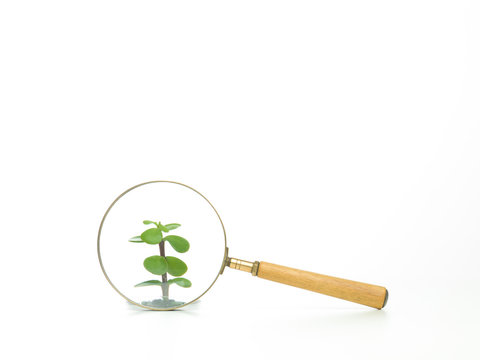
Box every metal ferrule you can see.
[227,257,259,276]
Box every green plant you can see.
[129,220,191,300]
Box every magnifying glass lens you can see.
[98,182,226,310]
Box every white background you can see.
[1,1,479,359]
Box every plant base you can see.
[141,298,185,309]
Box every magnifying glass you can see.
[97,181,388,311]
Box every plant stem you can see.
[159,240,169,299]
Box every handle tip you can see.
[381,289,389,309]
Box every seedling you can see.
[129,220,191,307]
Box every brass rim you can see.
[97,180,228,311]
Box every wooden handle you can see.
[257,262,388,309]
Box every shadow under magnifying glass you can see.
[125,299,203,317]
[280,306,390,333]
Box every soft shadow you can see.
[284,307,389,332]
[125,299,202,316]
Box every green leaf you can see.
[157,223,169,232]
[129,236,144,243]
[143,220,157,225]
[165,256,188,276]
[164,235,190,253]
[165,223,181,231]
[167,277,192,288]
[141,228,163,244]
[143,256,167,275]
[134,280,163,287]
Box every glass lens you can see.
[98,181,227,310]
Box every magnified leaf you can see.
[164,235,190,253]
[167,277,191,288]
[165,223,181,231]
[128,236,144,243]
[143,255,167,275]
[134,280,163,287]
[143,220,157,225]
[157,223,169,232]
[165,256,188,276]
[141,228,163,244]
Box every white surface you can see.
[1,1,479,359]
